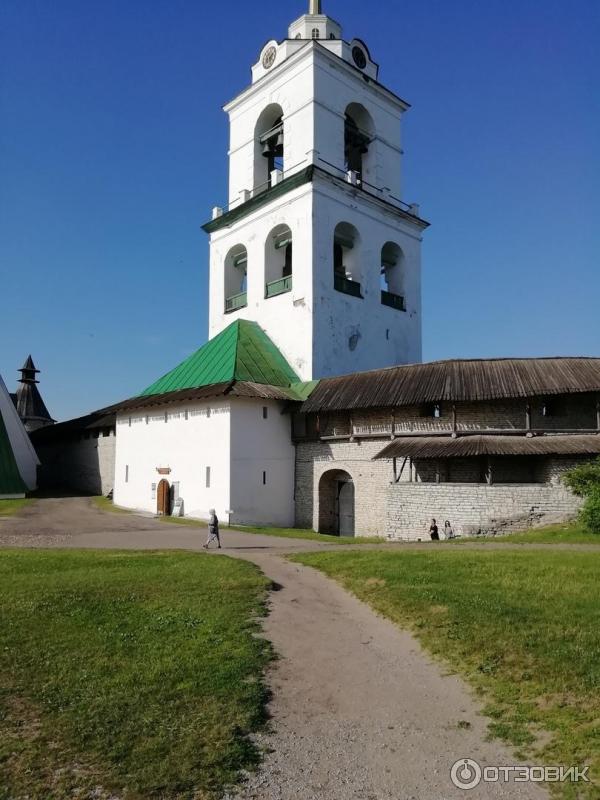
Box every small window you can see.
[262,407,268,420]
[128,417,132,427]
[206,466,211,489]
[151,483,157,499]
[125,465,129,483]
[311,28,320,38]
[423,403,442,418]
[262,471,267,485]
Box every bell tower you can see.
[203,1,428,381]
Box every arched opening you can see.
[254,104,284,193]
[380,241,406,311]
[224,244,248,313]
[157,479,171,516]
[318,470,355,537]
[265,224,293,298]
[333,222,362,298]
[311,28,320,39]
[344,103,375,184]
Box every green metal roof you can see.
[0,408,27,496]
[140,320,301,397]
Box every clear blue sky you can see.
[1,0,599,421]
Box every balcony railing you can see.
[225,291,247,313]
[381,290,406,311]
[265,275,292,298]
[334,274,362,298]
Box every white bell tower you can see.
[203,1,428,381]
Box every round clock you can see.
[262,46,277,69]
[352,46,367,69]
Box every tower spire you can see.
[308,0,322,14]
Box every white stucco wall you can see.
[114,400,232,520]
[208,185,315,380]
[229,399,295,527]
[113,397,295,527]
[312,174,423,377]
[226,43,407,207]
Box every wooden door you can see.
[157,479,171,516]
[337,480,355,537]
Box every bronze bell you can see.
[262,139,274,158]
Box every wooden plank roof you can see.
[374,434,600,460]
[300,357,600,413]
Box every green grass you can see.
[0,498,33,517]
[160,515,385,544]
[0,549,272,800]
[451,522,600,546]
[291,548,600,799]
[91,495,132,514]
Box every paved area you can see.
[1,498,548,799]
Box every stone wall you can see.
[295,438,392,536]
[36,432,116,496]
[294,397,597,538]
[385,482,583,541]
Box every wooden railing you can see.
[225,291,247,313]
[265,275,292,298]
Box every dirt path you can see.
[1,498,549,798]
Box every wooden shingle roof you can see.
[300,357,600,413]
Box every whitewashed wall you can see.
[226,44,407,207]
[114,400,232,520]
[229,399,295,527]
[312,174,423,377]
[208,185,315,380]
[113,397,295,526]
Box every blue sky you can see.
[1,0,599,420]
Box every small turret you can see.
[15,356,54,432]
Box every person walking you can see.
[444,520,455,539]
[429,518,439,541]
[203,508,221,549]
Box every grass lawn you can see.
[0,549,272,800]
[450,522,600,546]
[91,494,132,514]
[0,498,34,517]
[160,515,386,544]
[291,548,600,799]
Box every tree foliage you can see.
[563,458,600,533]
[563,458,600,497]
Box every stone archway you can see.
[157,479,171,516]
[318,470,355,537]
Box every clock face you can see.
[352,46,367,69]
[262,46,277,69]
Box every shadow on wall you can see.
[34,435,115,497]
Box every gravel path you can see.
[1,498,550,799]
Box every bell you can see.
[275,131,284,150]
[262,140,274,158]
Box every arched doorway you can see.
[318,470,355,537]
[157,479,171,516]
